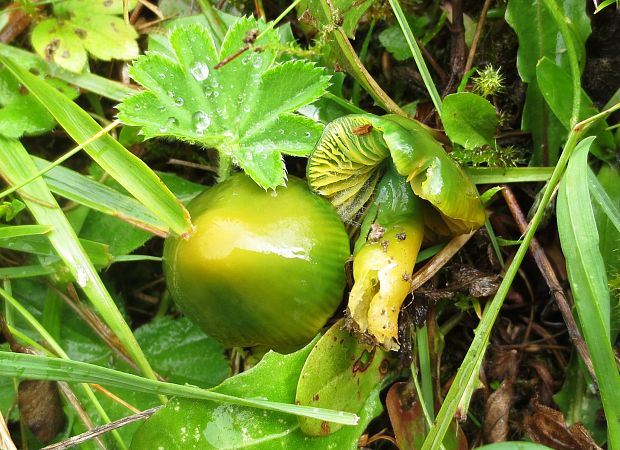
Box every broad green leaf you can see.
[131,341,380,449]
[0,137,157,381]
[296,320,391,435]
[505,0,591,165]
[557,137,620,444]
[536,57,615,160]
[118,18,330,189]
[133,317,229,389]
[0,55,192,237]
[0,69,78,138]
[378,16,431,61]
[31,0,138,73]
[442,92,498,149]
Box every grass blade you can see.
[0,224,51,239]
[0,351,359,426]
[0,55,192,238]
[387,0,442,115]
[557,138,620,447]
[33,157,168,237]
[0,137,158,382]
[466,167,554,184]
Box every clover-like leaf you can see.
[31,0,139,73]
[0,68,78,138]
[118,18,331,189]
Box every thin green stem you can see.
[324,92,368,114]
[255,0,303,42]
[217,153,233,182]
[351,20,376,106]
[387,0,443,115]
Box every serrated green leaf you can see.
[118,18,330,189]
[0,55,192,237]
[442,92,497,149]
[31,0,138,73]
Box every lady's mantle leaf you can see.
[118,18,330,189]
[31,0,139,73]
[0,68,78,138]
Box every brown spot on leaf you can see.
[352,124,373,136]
[74,28,87,39]
[312,393,320,401]
[320,421,330,435]
[44,39,60,61]
[395,232,406,240]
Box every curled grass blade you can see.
[0,351,359,426]
[0,137,158,383]
[0,55,192,237]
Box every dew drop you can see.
[253,59,262,69]
[213,90,220,98]
[159,73,166,79]
[305,131,311,138]
[174,97,185,106]
[159,105,167,112]
[243,105,251,113]
[241,56,250,65]
[167,117,178,128]
[278,129,284,135]
[190,61,210,81]
[192,111,211,135]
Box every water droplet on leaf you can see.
[190,62,210,81]
[192,111,211,135]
